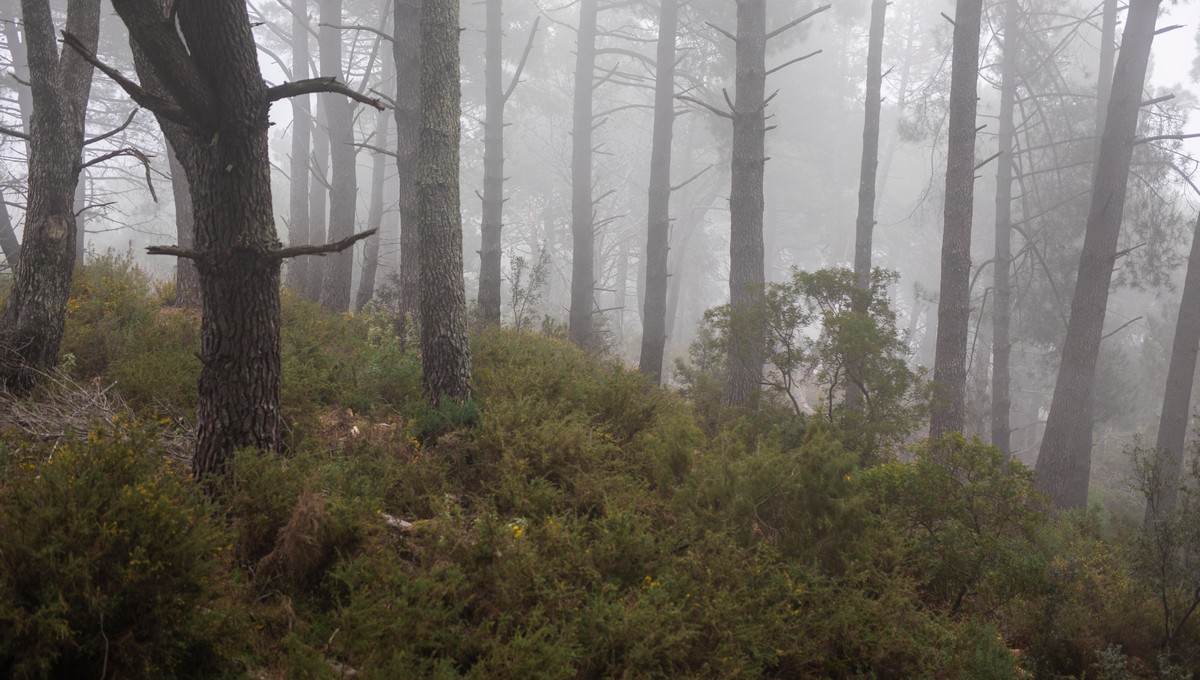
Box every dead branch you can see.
[271,227,378,259]
[503,17,541,102]
[84,108,139,146]
[267,77,386,110]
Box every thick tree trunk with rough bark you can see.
[1095,0,1118,146]
[569,0,598,349]
[927,0,983,438]
[395,0,421,327]
[0,0,100,392]
[318,0,357,313]
[418,0,471,402]
[1036,0,1160,511]
[637,0,678,383]
[166,140,200,308]
[285,5,312,293]
[991,0,1020,456]
[1147,213,1200,521]
[84,0,381,481]
[355,57,394,311]
[721,0,767,409]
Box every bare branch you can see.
[1101,316,1143,341]
[0,125,28,141]
[1134,132,1200,146]
[84,108,139,146]
[503,17,541,102]
[705,21,736,42]
[266,77,387,110]
[974,151,1002,171]
[766,49,822,76]
[766,4,831,42]
[271,227,378,259]
[675,94,732,120]
[354,142,398,158]
[80,148,157,202]
[670,164,712,192]
[319,22,394,41]
[61,31,190,127]
[1141,94,1174,108]
[146,244,202,259]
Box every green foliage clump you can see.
[682,267,925,461]
[0,421,247,679]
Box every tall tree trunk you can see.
[395,0,421,327]
[1035,0,1160,511]
[477,0,505,325]
[1146,212,1200,522]
[1095,0,1118,147]
[355,53,394,311]
[0,187,19,265]
[847,0,887,409]
[637,0,678,383]
[166,140,200,308]
[305,102,330,301]
[0,0,100,392]
[927,0,983,438]
[418,0,471,402]
[569,0,598,349]
[99,0,380,480]
[285,6,312,293]
[721,0,767,409]
[991,0,1020,456]
[318,0,358,313]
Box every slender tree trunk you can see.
[418,0,471,402]
[166,140,200,308]
[1147,212,1200,522]
[0,0,100,392]
[477,0,505,325]
[1036,0,1160,511]
[637,0,678,383]
[0,187,19,265]
[73,171,86,263]
[569,0,598,349]
[1095,0,1118,147]
[721,0,767,409]
[395,0,421,327]
[847,0,887,409]
[318,0,357,313]
[355,54,394,311]
[305,101,330,301]
[285,6,312,293]
[991,0,1020,456]
[928,0,983,438]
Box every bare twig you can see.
[266,77,387,110]
[271,227,378,259]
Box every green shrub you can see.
[0,421,248,679]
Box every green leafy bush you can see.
[0,421,247,679]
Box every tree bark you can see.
[394,0,421,327]
[166,139,200,308]
[1035,0,1160,511]
[0,187,19,265]
[418,0,471,403]
[721,0,767,409]
[847,0,887,409]
[318,0,358,313]
[305,100,330,301]
[355,53,394,311]
[991,0,1020,456]
[477,0,506,325]
[927,0,983,438]
[637,0,678,383]
[285,4,312,293]
[569,0,598,349]
[1147,212,1200,521]
[0,0,100,392]
[1095,0,1118,147]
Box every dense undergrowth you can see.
[0,253,1197,678]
